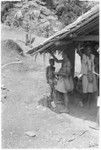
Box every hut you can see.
[27,5,99,77]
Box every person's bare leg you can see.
[88,93,93,108]
[96,107,99,126]
[64,93,69,111]
[48,85,53,108]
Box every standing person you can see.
[77,45,97,107]
[46,59,56,107]
[94,50,100,128]
[50,51,74,113]
[94,50,99,96]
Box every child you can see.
[46,59,56,107]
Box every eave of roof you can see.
[27,5,99,55]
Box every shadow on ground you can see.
[38,92,97,123]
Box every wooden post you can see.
[64,44,75,78]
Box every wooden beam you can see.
[73,35,99,41]
[55,41,72,46]
[53,35,99,48]
[76,22,99,36]
[55,35,99,45]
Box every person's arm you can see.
[46,67,49,83]
[58,72,67,77]
[50,51,63,63]
[93,55,99,76]
[76,43,83,57]
[93,71,99,76]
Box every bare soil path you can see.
[1,25,99,149]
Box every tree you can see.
[43,0,54,9]
[46,0,99,26]
[1,0,98,38]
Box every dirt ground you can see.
[1,25,99,149]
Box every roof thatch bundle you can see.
[27,5,99,55]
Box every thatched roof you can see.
[27,5,99,55]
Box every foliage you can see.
[1,0,98,37]
[1,0,63,37]
[1,1,18,23]
[51,0,99,26]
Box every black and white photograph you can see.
[0,0,100,149]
